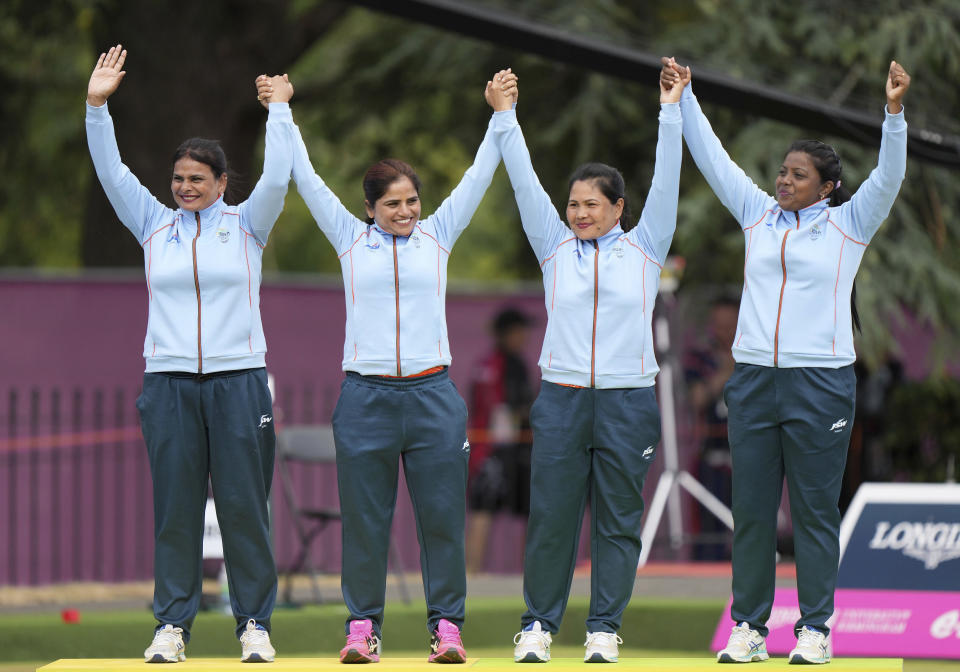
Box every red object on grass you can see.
[61,609,80,624]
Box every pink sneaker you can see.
[340,619,380,664]
[428,619,467,663]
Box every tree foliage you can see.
[1,0,958,370]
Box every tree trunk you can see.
[83,0,347,267]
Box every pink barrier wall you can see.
[1,274,617,584]
[711,588,960,659]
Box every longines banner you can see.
[837,483,960,589]
[712,483,960,659]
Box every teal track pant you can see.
[724,363,855,638]
[138,368,277,642]
[332,369,469,638]
[521,381,660,635]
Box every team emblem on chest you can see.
[216,227,230,243]
[411,234,422,248]
[612,245,625,259]
[809,222,823,241]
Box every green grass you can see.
[3,597,717,661]
[3,597,959,671]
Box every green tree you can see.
[3,0,957,373]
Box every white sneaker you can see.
[240,619,276,663]
[717,622,769,663]
[514,620,552,663]
[144,624,186,663]
[789,626,831,664]
[584,631,622,663]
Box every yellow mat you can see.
[38,658,902,671]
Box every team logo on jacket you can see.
[216,227,230,243]
[809,222,824,241]
[411,234,421,248]
[830,417,847,433]
[612,245,624,258]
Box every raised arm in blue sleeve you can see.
[427,112,503,249]
[678,85,775,228]
[838,106,907,243]
[85,102,173,245]
[492,108,567,264]
[240,102,294,246]
[289,118,366,256]
[632,102,682,265]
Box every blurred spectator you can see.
[466,308,534,573]
[684,296,738,560]
[843,356,904,511]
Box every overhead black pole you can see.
[345,0,960,169]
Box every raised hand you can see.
[659,56,690,95]
[659,57,690,104]
[256,74,295,110]
[485,68,518,112]
[87,44,127,107]
[885,61,910,114]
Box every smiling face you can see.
[171,157,227,212]
[776,151,831,212]
[566,179,624,241]
[365,176,421,237]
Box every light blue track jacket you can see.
[86,101,293,374]
[493,104,682,388]
[290,113,503,376]
[678,85,907,368]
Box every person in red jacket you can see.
[466,308,534,573]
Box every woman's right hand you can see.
[256,74,294,110]
[87,44,127,107]
[659,56,690,94]
[485,68,518,112]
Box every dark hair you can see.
[567,162,633,231]
[493,307,531,336]
[784,140,860,333]
[362,159,422,225]
[172,138,234,202]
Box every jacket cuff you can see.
[492,107,518,131]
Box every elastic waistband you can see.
[152,367,263,382]
[346,367,449,390]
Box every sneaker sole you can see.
[340,649,379,664]
[789,653,829,665]
[145,653,185,663]
[429,648,467,663]
[515,652,549,663]
[584,653,617,663]
[242,653,275,663]
[717,652,769,663]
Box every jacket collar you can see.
[777,197,829,227]
[371,220,421,238]
[575,221,624,253]
[177,196,225,230]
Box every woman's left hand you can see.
[256,74,294,110]
[886,61,910,114]
[485,68,518,112]
[659,57,690,104]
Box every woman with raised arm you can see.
[86,44,294,664]
[660,58,910,665]
[256,70,517,664]
[490,71,687,663]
